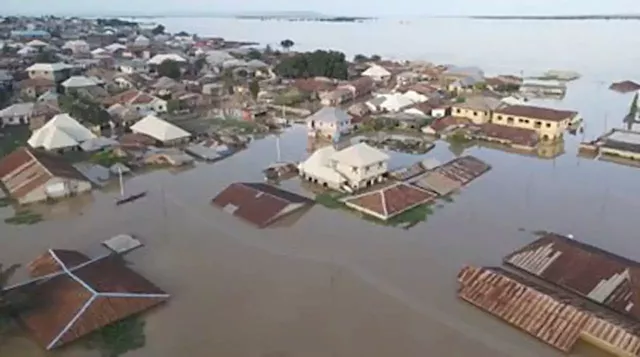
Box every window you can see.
[546,123,552,128]
[473,111,477,116]
[507,117,514,124]
[456,108,461,114]
[497,115,503,120]
[351,166,358,173]
[534,121,542,128]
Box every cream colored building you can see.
[299,142,390,191]
[451,96,503,124]
[491,105,579,140]
[26,63,73,82]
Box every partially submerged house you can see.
[581,129,640,161]
[410,156,491,196]
[9,249,169,350]
[28,113,97,152]
[341,183,438,221]
[459,233,640,356]
[450,96,502,124]
[306,107,352,140]
[129,114,191,146]
[492,105,579,141]
[299,142,390,191]
[0,147,92,204]
[211,182,314,228]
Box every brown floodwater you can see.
[1,79,638,357]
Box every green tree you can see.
[246,49,263,60]
[280,39,294,52]
[58,94,110,127]
[151,25,165,35]
[264,45,273,55]
[0,263,35,335]
[157,60,181,79]
[370,54,381,62]
[353,54,368,63]
[34,51,58,63]
[274,50,348,80]
[193,57,206,74]
[249,79,260,100]
[630,92,638,117]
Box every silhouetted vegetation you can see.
[274,50,348,79]
[156,60,181,79]
[84,317,146,357]
[280,39,294,51]
[97,18,138,27]
[58,93,110,126]
[151,24,165,35]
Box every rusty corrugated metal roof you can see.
[504,233,640,321]
[458,265,640,355]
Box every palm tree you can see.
[280,39,294,52]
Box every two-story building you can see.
[25,62,72,82]
[451,96,503,124]
[491,105,579,141]
[298,142,390,191]
[306,107,352,140]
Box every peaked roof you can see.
[306,106,351,124]
[342,183,437,220]
[330,142,389,167]
[504,233,640,321]
[61,76,97,88]
[0,147,90,200]
[130,114,191,142]
[211,182,313,228]
[362,64,391,77]
[8,249,168,349]
[28,113,96,150]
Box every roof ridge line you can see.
[46,294,97,350]
[48,250,98,295]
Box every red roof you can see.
[428,116,469,133]
[504,233,640,321]
[14,249,169,350]
[475,123,538,147]
[130,93,155,104]
[211,182,313,228]
[343,183,438,220]
[494,105,577,122]
[0,147,89,200]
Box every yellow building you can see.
[451,96,502,124]
[491,105,578,140]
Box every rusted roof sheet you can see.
[0,147,90,201]
[411,171,461,196]
[434,155,491,186]
[13,249,169,350]
[342,183,438,220]
[494,105,577,122]
[504,233,640,321]
[458,265,640,355]
[473,123,538,147]
[211,182,313,228]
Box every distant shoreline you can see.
[234,16,374,22]
[470,15,640,20]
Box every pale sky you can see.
[3,0,640,17]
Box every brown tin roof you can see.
[0,147,90,200]
[458,265,640,355]
[211,182,313,228]
[474,123,538,147]
[504,233,640,321]
[609,81,640,94]
[12,249,169,350]
[433,155,491,186]
[494,105,577,122]
[342,183,438,220]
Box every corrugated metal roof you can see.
[458,265,640,355]
[504,234,640,320]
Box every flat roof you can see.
[606,130,640,145]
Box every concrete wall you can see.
[335,160,387,189]
[452,106,490,124]
[491,113,571,140]
[19,177,92,204]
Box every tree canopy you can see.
[246,49,263,60]
[58,94,110,126]
[630,92,638,117]
[157,60,181,79]
[151,25,165,35]
[280,39,294,51]
[274,50,348,80]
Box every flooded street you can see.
[3,18,640,356]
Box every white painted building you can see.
[361,64,392,82]
[0,103,35,126]
[299,142,390,191]
[28,113,96,151]
[62,40,90,54]
[306,107,352,140]
[130,114,191,145]
[366,93,417,113]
